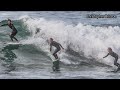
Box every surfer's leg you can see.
[114,57,120,67]
[53,48,60,59]
[113,58,120,72]
[13,37,18,41]
[53,53,58,59]
[10,34,13,41]
[53,54,58,59]
[12,32,18,41]
[55,54,58,59]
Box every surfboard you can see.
[4,42,22,45]
[50,70,61,73]
[7,42,21,44]
[107,68,120,73]
[107,70,117,73]
[49,53,58,62]
[115,67,120,73]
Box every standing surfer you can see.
[49,38,64,71]
[0,19,18,42]
[103,47,120,72]
[50,38,64,59]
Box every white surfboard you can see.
[4,42,21,45]
[49,53,58,62]
[49,46,61,62]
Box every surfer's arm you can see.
[59,43,64,49]
[103,53,109,58]
[50,44,52,52]
[0,24,8,27]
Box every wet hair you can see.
[50,38,53,41]
[8,19,11,22]
[108,47,112,51]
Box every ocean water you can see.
[0,11,120,79]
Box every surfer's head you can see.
[50,38,53,43]
[35,28,40,34]
[108,47,112,53]
[7,18,12,24]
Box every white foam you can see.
[20,16,120,66]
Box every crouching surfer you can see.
[49,38,64,71]
[103,47,120,72]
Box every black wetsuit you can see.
[35,28,40,34]
[1,23,18,41]
[104,52,120,67]
[50,41,63,71]
[50,41,62,59]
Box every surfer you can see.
[50,38,64,59]
[0,19,18,42]
[35,28,40,34]
[103,47,120,71]
[49,38,64,71]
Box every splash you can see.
[19,16,120,66]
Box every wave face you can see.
[20,16,120,66]
[0,11,120,79]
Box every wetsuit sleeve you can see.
[0,24,8,27]
[59,43,64,49]
[103,53,109,58]
[50,44,52,51]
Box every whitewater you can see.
[0,11,120,79]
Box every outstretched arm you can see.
[103,53,109,58]
[50,44,52,52]
[59,43,64,49]
[0,24,8,27]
